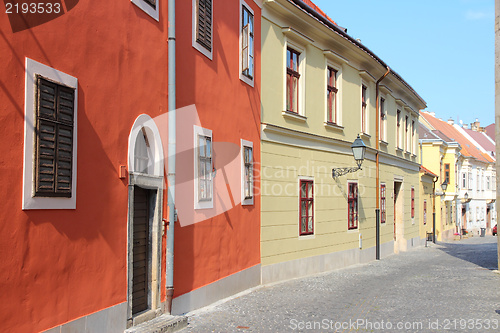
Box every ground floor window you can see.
[348,182,358,229]
[381,184,386,223]
[299,179,314,235]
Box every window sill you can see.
[282,110,307,122]
[404,151,411,157]
[347,228,359,233]
[324,122,344,131]
[299,234,315,240]
[396,147,404,152]
[379,140,388,146]
[361,132,371,139]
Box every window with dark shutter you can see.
[196,0,212,51]
[34,76,75,198]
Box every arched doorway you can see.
[126,114,165,327]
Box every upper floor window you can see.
[444,163,450,184]
[131,0,159,21]
[193,0,213,58]
[348,182,358,230]
[381,183,386,224]
[396,110,401,149]
[468,172,473,190]
[361,85,368,133]
[411,120,415,154]
[327,67,338,124]
[405,115,409,151]
[194,126,213,209]
[462,173,466,188]
[241,2,254,82]
[286,47,301,113]
[487,176,491,190]
[299,179,314,236]
[379,97,386,141]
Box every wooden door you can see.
[132,186,150,315]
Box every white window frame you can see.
[325,61,343,126]
[361,82,369,135]
[192,0,213,60]
[23,58,78,210]
[194,125,214,210]
[241,139,254,205]
[347,180,359,231]
[239,0,254,87]
[298,176,315,238]
[131,0,159,21]
[284,39,306,116]
[379,95,387,142]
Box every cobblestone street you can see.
[181,236,499,332]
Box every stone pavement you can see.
[180,236,499,332]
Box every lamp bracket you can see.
[332,166,361,178]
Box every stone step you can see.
[125,315,187,333]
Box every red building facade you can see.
[0,0,261,331]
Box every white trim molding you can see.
[192,0,214,60]
[194,125,214,210]
[131,0,159,22]
[239,0,255,87]
[23,58,78,210]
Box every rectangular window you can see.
[195,0,213,52]
[299,180,314,236]
[423,200,427,225]
[379,97,385,141]
[411,187,415,219]
[194,126,213,209]
[396,110,401,148]
[405,116,409,151]
[327,67,338,123]
[241,139,254,205]
[241,3,254,80]
[286,47,301,113]
[348,182,358,230]
[468,172,473,190]
[131,0,159,21]
[381,184,386,224]
[444,163,450,183]
[34,76,75,198]
[361,85,367,133]
[411,120,415,154]
[462,173,466,188]
[487,176,490,190]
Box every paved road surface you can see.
[181,236,500,332]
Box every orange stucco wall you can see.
[174,0,261,297]
[0,2,168,332]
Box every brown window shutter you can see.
[197,0,212,51]
[34,76,74,198]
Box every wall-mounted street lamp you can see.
[332,135,367,178]
[441,179,449,193]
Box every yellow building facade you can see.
[260,0,427,284]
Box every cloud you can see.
[465,10,494,21]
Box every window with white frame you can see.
[240,1,254,85]
[286,46,302,114]
[194,126,213,209]
[468,172,473,190]
[131,0,159,21]
[362,84,368,133]
[462,172,466,189]
[326,66,338,124]
[487,176,490,190]
[299,179,314,236]
[241,139,254,205]
[348,182,358,230]
[411,120,415,154]
[193,0,213,59]
[23,58,78,210]
[379,97,386,141]
[396,110,401,148]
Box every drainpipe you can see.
[432,177,438,243]
[375,67,390,260]
[166,0,176,315]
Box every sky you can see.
[313,0,495,126]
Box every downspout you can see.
[375,67,390,260]
[432,177,438,243]
[166,0,176,315]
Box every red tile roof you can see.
[485,123,495,141]
[420,112,494,163]
[302,0,338,26]
[420,165,438,178]
[463,128,495,154]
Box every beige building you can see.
[260,0,426,284]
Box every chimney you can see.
[470,119,481,131]
[462,124,468,129]
[447,118,454,125]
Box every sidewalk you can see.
[180,236,499,332]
